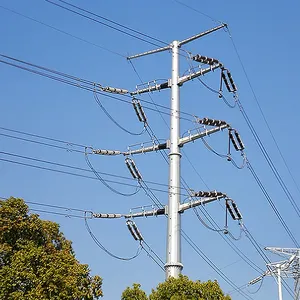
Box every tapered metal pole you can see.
[165,40,183,278]
[278,266,283,300]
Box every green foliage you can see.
[0,197,103,300]
[122,275,231,300]
[121,283,147,300]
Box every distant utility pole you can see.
[249,247,300,300]
[92,24,244,279]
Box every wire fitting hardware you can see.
[125,157,142,180]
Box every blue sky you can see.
[1,0,300,299]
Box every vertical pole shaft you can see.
[165,40,183,278]
[295,251,300,300]
[278,267,283,300]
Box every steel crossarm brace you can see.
[178,64,222,85]
[179,196,223,213]
[178,24,227,46]
[124,207,166,219]
[265,247,300,255]
[178,124,229,147]
[127,24,226,61]
[124,142,168,156]
[127,45,171,60]
[130,81,169,95]
[249,273,268,285]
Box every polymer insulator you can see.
[194,191,205,197]
[229,131,239,151]
[132,222,143,241]
[226,71,237,92]
[192,55,220,66]
[231,201,243,220]
[226,201,237,220]
[92,213,122,218]
[130,159,142,180]
[102,86,128,94]
[193,191,225,197]
[126,221,138,240]
[136,101,147,123]
[222,71,232,92]
[234,130,245,150]
[132,99,143,122]
[125,158,138,179]
[198,117,228,127]
[93,149,121,155]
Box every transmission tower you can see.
[249,247,300,300]
[90,24,245,279]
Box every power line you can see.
[85,216,143,261]
[0,151,189,197]
[45,0,165,48]
[0,5,126,58]
[181,230,254,300]
[172,0,224,25]
[0,126,191,195]
[128,46,269,286]
[242,224,295,298]
[0,54,194,121]
[84,152,141,197]
[52,0,168,46]
[0,126,87,148]
[93,92,146,136]
[0,132,85,153]
[246,159,299,248]
[186,50,300,243]
[226,27,300,201]
[236,92,300,220]
[29,208,90,219]
[193,205,264,274]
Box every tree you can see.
[121,283,147,300]
[122,275,231,300]
[0,197,103,300]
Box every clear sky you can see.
[1,0,300,299]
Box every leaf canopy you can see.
[0,197,103,300]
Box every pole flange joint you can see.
[168,152,182,158]
[164,262,183,271]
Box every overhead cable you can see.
[84,216,142,261]
[45,0,166,48]
[84,151,141,197]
